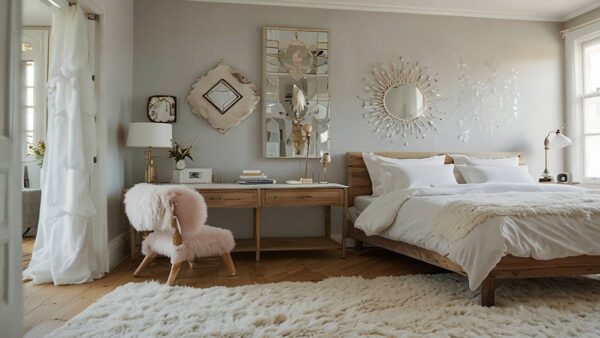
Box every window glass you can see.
[584,38,600,95]
[585,135,600,178]
[584,96,600,134]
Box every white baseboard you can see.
[108,231,129,271]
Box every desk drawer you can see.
[263,189,343,207]
[200,190,259,208]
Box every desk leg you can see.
[254,207,261,262]
[129,225,137,260]
[341,190,348,259]
[325,205,331,238]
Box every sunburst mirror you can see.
[359,57,444,145]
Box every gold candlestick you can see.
[320,153,331,183]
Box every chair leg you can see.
[222,253,236,277]
[167,262,183,286]
[133,253,156,277]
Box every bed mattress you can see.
[352,183,600,289]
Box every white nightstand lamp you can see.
[127,122,172,183]
[540,129,571,182]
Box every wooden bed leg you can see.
[481,277,496,307]
[355,240,363,252]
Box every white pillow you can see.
[362,153,446,196]
[456,165,534,184]
[380,164,458,193]
[451,154,519,167]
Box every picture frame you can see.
[172,168,213,184]
[187,62,260,133]
[147,95,177,123]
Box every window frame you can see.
[20,28,49,161]
[565,20,600,183]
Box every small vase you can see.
[175,160,186,170]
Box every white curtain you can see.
[23,5,101,285]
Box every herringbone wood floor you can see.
[22,238,441,337]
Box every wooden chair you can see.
[125,184,236,286]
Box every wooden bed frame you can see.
[342,152,600,306]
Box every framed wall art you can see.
[187,62,260,133]
[147,95,177,123]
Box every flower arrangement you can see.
[168,140,194,162]
[28,140,45,167]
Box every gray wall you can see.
[132,0,564,240]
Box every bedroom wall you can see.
[132,0,565,240]
[565,7,600,29]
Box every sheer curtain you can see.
[23,5,101,285]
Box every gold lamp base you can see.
[144,147,157,183]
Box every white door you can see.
[0,0,23,337]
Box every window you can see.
[582,38,600,179]
[21,60,36,158]
[21,29,49,161]
[565,21,600,183]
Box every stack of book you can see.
[235,170,276,184]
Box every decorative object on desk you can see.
[126,122,173,183]
[540,129,571,182]
[320,152,331,183]
[359,57,443,146]
[302,124,313,180]
[147,95,176,123]
[263,26,330,159]
[187,62,260,134]
[236,170,275,184]
[557,172,570,183]
[28,140,45,167]
[169,140,194,170]
[172,168,212,184]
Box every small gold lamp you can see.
[126,122,173,183]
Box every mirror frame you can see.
[360,57,444,145]
[262,26,331,159]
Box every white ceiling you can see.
[189,0,600,22]
[22,0,54,26]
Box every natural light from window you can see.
[22,60,35,159]
[583,38,600,179]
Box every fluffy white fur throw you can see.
[432,192,600,243]
[125,183,235,263]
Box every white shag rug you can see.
[48,274,600,337]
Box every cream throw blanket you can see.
[432,191,600,243]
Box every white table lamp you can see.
[126,122,172,183]
[541,129,571,181]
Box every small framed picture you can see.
[147,95,176,123]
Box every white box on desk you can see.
[172,168,212,184]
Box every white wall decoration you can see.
[455,58,519,142]
[187,62,260,133]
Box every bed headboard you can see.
[346,152,524,207]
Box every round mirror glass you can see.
[383,84,425,120]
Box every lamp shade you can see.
[548,132,572,150]
[126,122,172,148]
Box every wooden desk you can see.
[129,183,348,261]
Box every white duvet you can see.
[354,183,600,289]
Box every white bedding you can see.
[353,183,600,290]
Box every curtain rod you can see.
[561,17,600,39]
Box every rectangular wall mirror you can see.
[262,26,330,158]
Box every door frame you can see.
[1,0,23,336]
